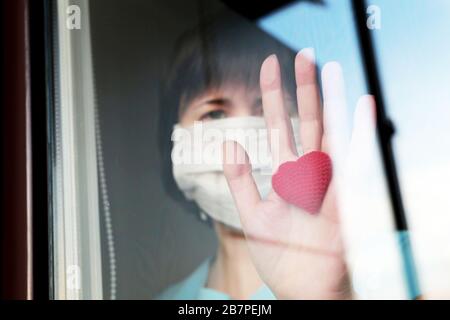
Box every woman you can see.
[157,12,355,300]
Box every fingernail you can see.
[260,54,280,90]
[296,48,316,73]
[299,47,315,64]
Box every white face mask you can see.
[171,116,301,230]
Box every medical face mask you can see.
[171,116,301,230]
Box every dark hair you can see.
[158,11,296,220]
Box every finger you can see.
[323,96,376,228]
[260,54,297,169]
[351,95,376,142]
[322,62,350,172]
[320,62,349,223]
[295,48,323,153]
[223,141,261,227]
[348,95,377,172]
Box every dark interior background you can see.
[89,0,228,299]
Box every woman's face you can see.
[179,85,295,127]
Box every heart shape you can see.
[272,151,332,214]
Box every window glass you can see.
[49,0,450,300]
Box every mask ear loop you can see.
[93,74,117,300]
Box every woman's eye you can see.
[201,110,226,120]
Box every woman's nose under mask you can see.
[171,116,302,230]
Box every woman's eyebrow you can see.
[182,97,230,116]
[182,97,229,116]
[200,97,229,106]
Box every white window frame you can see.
[52,0,103,300]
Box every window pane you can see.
[48,0,450,300]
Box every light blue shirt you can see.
[157,259,276,300]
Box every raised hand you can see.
[222,49,368,299]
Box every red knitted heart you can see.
[272,151,332,214]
